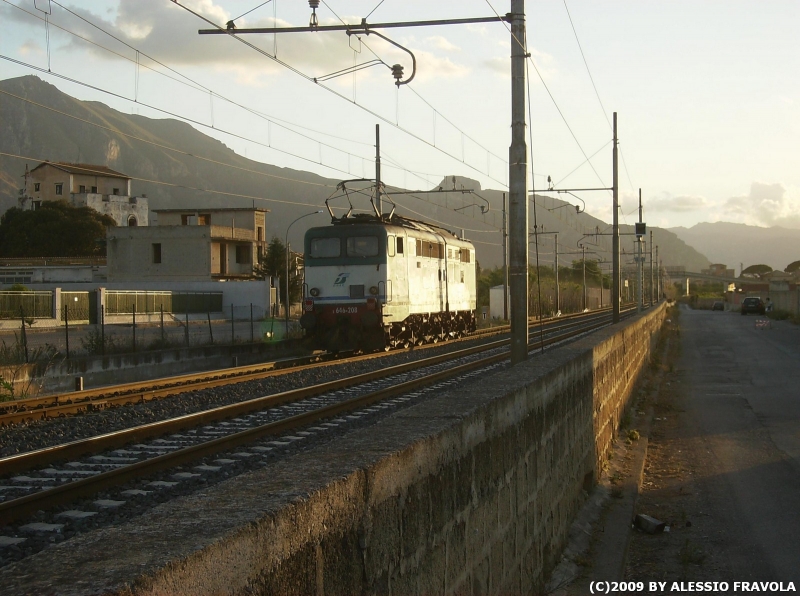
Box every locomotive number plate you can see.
[333,307,358,314]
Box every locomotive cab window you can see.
[346,236,379,257]
[387,235,395,257]
[310,237,341,258]
[397,237,404,254]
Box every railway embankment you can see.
[0,304,666,595]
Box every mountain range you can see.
[669,222,800,273]
[1,75,712,271]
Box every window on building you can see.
[181,214,190,226]
[198,214,210,225]
[79,185,86,193]
[112,188,119,195]
[235,245,251,264]
[32,200,41,210]
[55,183,63,195]
[257,227,264,241]
[127,215,137,227]
[34,183,40,192]
[152,243,162,264]
[91,186,97,193]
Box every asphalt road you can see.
[677,305,800,583]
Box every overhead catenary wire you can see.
[7,1,377,159]
[561,0,635,193]
[1,150,331,209]
[172,0,512,189]
[0,89,337,190]
[483,0,610,193]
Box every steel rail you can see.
[0,309,605,426]
[0,313,618,525]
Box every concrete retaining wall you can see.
[0,304,666,595]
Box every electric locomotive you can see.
[300,213,477,352]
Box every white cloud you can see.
[724,182,800,228]
[19,39,44,57]
[426,35,460,53]
[647,194,710,213]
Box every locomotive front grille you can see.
[349,284,365,299]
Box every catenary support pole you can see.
[612,112,620,323]
[375,124,382,217]
[502,193,508,321]
[554,233,559,314]
[649,230,654,305]
[509,0,529,364]
[637,188,643,313]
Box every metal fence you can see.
[105,291,223,315]
[0,303,278,365]
[0,291,53,320]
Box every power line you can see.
[561,0,636,192]
[8,1,377,162]
[0,150,329,208]
[172,0,512,189]
[0,89,335,190]
[484,0,610,191]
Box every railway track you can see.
[0,308,634,534]
[0,308,603,427]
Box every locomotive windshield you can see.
[346,236,379,257]
[310,237,341,258]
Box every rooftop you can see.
[31,162,131,179]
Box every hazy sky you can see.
[1,0,798,231]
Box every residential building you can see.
[106,208,269,282]
[21,162,148,226]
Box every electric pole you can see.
[656,246,660,299]
[554,233,559,314]
[582,244,587,310]
[375,124,382,217]
[649,230,654,306]
[509,0,529,364]
[503,193,508,321]
[637,188,643,313]
[612,113,620,323]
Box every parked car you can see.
[712,301,724,311]
[741,297,765,315]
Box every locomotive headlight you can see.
[310,287,320,297]
[369,286,379,295]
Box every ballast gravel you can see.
[0,337,495,456]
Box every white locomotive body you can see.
[300,215,477,351]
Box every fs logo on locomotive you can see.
[333,272,350,286]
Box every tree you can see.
[0,201,116,257]
[741,264,772,278]
[785,260,800,273]
[253,236,303,306]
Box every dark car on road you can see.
[741,297,765,315]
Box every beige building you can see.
[21,162,148,226]
[107,208,269,282]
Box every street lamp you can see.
[285,210,324,333]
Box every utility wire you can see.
[318,0,511,186]
[172,0,511,189]
[365,0,387,21]
[0,89,335,189]
[484,0,610,192]
[1,151,327,208]
[232,0,273,23]
[17,1,375,158]
[561,0,636,192]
